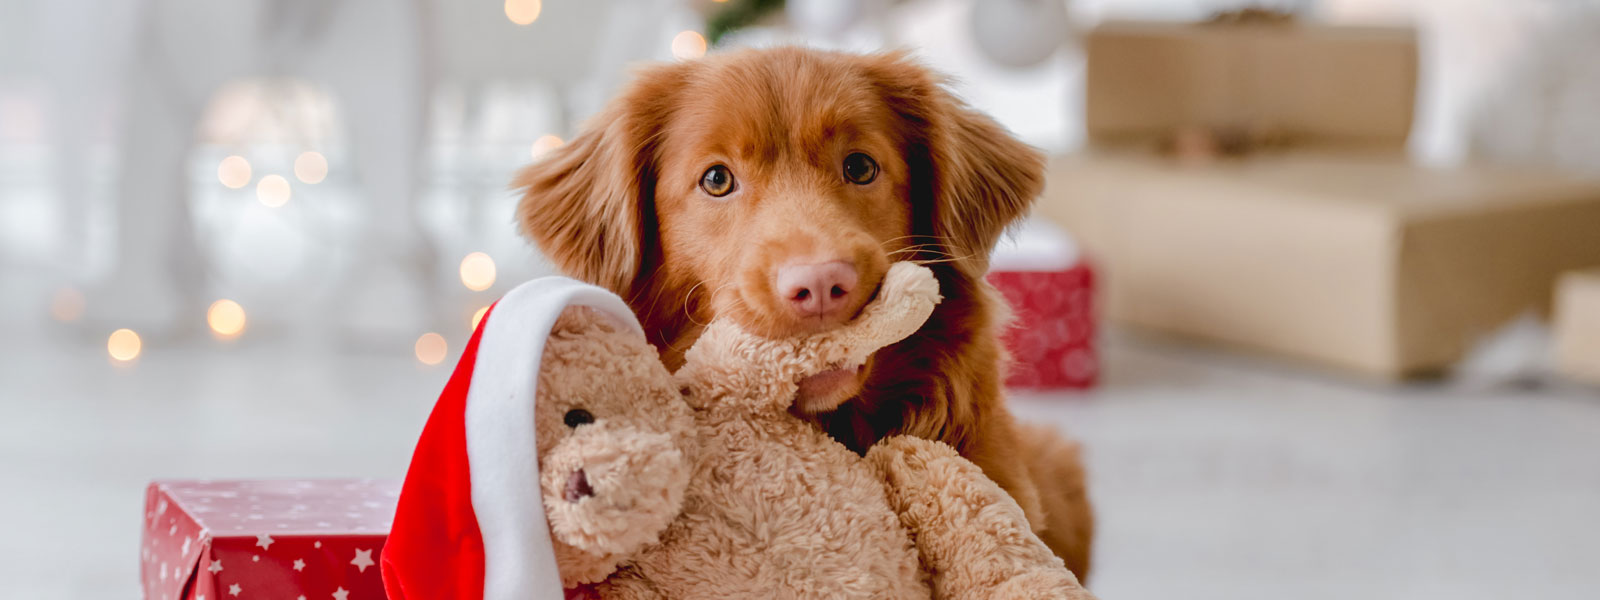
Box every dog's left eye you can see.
[700,165,735,197]
[843,153,878,185]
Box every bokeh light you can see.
[207,299,247,339]
[530,134,564,160]
[672,30,707,60]
[108,329,142,363]
[504,0,541,25]
[50,287,85,322]
[471,306,489,330]
[415,333,448,366]
[218,156,252,189]
[256,175,291,208]
[459,252,497,292]
[294,151,328,184]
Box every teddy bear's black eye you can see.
[563,409,594,428]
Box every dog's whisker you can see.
[681,280,708,327]
[683,281,741,328]
[909,253,979,266]
[886,245,953,256]
[877,235,935,247]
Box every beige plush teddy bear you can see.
[383,263,1094,600]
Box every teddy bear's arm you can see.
[865,436,1096,600]
[675,262,941,413]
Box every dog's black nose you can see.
[564,469,594,502]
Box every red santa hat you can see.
[381,276,645,600]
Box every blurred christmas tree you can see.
[707,0,786,45]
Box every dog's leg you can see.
[965,417,1049,533]
[1016,423,1096,582]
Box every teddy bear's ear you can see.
[551,304,638,339]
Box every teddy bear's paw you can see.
[880,262,941,305]
[851,263,941,342]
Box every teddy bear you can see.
[382,263,1094,600]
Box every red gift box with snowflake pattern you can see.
[140,480,397,600]
[987,219,1098,389]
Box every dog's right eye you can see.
[700,165,735,197]
[563,409,594,428]
[843,152,878,185]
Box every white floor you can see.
[2,324,1599,599]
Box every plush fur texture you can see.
[536,308,696,587]
[541,263,1094,599]
[516,46,1094,577]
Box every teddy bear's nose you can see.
[564,468,594,502]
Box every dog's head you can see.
[517,47,1042,412]
[536,306,694,587]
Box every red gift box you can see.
[140,480,398,600]
[987,219,1098,389]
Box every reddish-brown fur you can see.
[515,47,1093,578]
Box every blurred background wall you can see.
[3,0,1597,361]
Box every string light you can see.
[294,151,328,184]
[459,252,497,292]
[415,333,448,366]
[108,328,142,362]
[504,0,541,25]
[257,175,291,208]
[671,31,707,60]
[471,306,489,330]
[530,134,564,160]
[50,287,85,322]
[218,156,252,189]
[207,299,247,339]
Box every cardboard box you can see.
[1555,269,1600,385]
[987,219,1098,389]
[1040,151,1600,378]
[1086,20,1417,149]
[141,479,397,600]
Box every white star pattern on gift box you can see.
[332,587,349,600]
[229,583,242,596]
[293,558,306,571]
[209,558,224,573]
[256,533,274,550]
[350,548,375,572]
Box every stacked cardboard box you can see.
[1555,269,1600,386]
[1041,19,1600,378]
[1085,20,1416,150]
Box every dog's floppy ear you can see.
[863,52,1045,277]
[514,63,690,296]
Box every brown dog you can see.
[515,46,1093,578]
